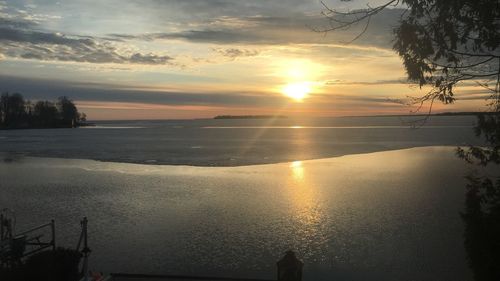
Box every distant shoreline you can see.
[0,122,95,131]
[213,115,288,119]
[83,112,494,122]
[340,111,498,118]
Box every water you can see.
[0,116,481,166]
[0,116,492,280]
[1,148,489,280]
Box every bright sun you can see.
[282,82,311,101]
[277,59,323,102]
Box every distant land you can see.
[214,115,288,119]
[345,111,498,118]
[0,93,90,130]
[212,112,496,120]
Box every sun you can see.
[282,82,311,101]
[275,59,323,101]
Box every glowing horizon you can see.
[0,1,491,120]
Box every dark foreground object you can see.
[111,251,303,281]
[111,273,274,281]
[0,248,81,281]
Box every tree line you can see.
[0,93,86,129]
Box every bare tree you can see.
[317,0,499,114]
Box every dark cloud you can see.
[145,0,316,20]
[0,17,37,29]
[0,16,174,65]
[326,78,409,85]
[0,1,404,66]
[106,8,403,48]
[129,53,173,64]
[0,75,428,110]
[212,48,259,59]
[152,29,261,44]
[105,34,143,41]
[0,75,286,107]
[453,89,494,101]
[0,27,95,46]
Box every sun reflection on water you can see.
[290,161,304,180]
[287,160,325,253]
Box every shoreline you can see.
[0,123,95,131]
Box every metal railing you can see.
[1,214,304,281]
[0,215,56,267]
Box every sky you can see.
[0,0,492,120]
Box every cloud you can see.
[0,17,37,29]
[0,74,424,111]
[129,53,173,64]
[145,29,263,44]
[144,0,317,20]
[453,88,494,101]
[0,26,96,46]
[0,16,174,65]
[326,78,409,86]
[107,8,403,48]
[0,1,405,66]
[0,75,287,107]
[212,48,259,59]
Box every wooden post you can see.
[50,219,56,250]
[82,217,89,258]
[81,217,91,281]
[277,250,303,281]
[1,213,13,241]
[0,213,4,241]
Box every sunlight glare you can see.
[283,82,311,101]
[290,161,304,181]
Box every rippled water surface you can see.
[1,147,494,281]
[0,116,481,166]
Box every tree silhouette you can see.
[33,101,59,128]
[57,96,79,128]
[318,1,500,279]
[0,93,26,127]
[318,0,499,111]
[457,110,500,280]
[0,93,86,129]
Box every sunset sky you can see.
[0,0,491,120]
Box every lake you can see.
[0,115,481,166]
[0,116,494,280]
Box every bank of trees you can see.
[0,93,86,129]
